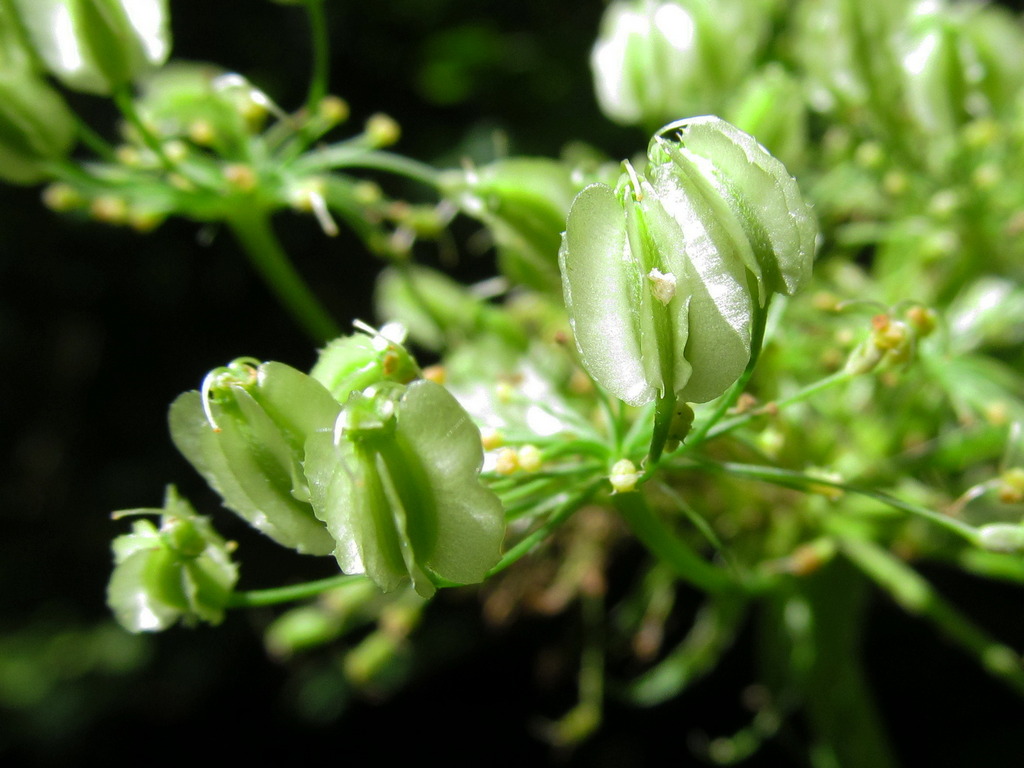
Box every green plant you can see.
[5,0,1024,764]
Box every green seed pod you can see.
[311,322,421,403]
[0,70,76,183]
[959,3,1024,120]
[304,380,505,598]
[559,116,815,410]
[107,486,239,633]
[898,3,1024,163]
[791,0,911,119]
[11,0,170,94]
[591,0,779,129]
[440,158,581,294]
[169,359,340,555]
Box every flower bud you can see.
[978,523,1024,554]
[107,486,238,633]
[11,0,171,94]
[169,359,341,555]
[0,71,76,183]
[559,116,816,408]
[609,458,641,494]
[304,380,505,598]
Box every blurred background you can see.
[1,1,1023,765]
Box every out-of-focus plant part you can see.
[373,264,527,352]
[0,69,76,183]
[5,0,1024,763]
[106,486,238,633]
[9,0,171,94]
[440,157,581,294]
[591,0,780,129]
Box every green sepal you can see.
[311,323,420,403]
[169,360,340,555]
[305,380,505,598]
[107,486,239,633]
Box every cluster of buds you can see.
[845,305,936,375]
[107,486,238,633]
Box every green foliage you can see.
[5,0,1024,763]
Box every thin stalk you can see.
[303,0,330,112]
[71,113,118,162]
[295,147,441,188]
[228,573,365,608]
[799,559,900,768]
[225,206,341,343]
[705,369,854,442]
[539,592,606,746]
[487,479,604,577]
[624,594,747,706]
[702,460,980,544]
[613,491,739,595]
[649,391,676,463]
[112,86,176,175]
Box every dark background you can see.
[2,1,1023,766]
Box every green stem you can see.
[225,206,341,343]
[295,147,441,188]
[706,369,854,442]
[649,391,676,463]
[799,560,900,768]
[613,491,739,595]
[702,460,980,544]
[71,113,118,162]
[303,0,330,112]
[112,85,174,174]
[624,594,747,706]
[227,573,366,608]
[486,480,604,577]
